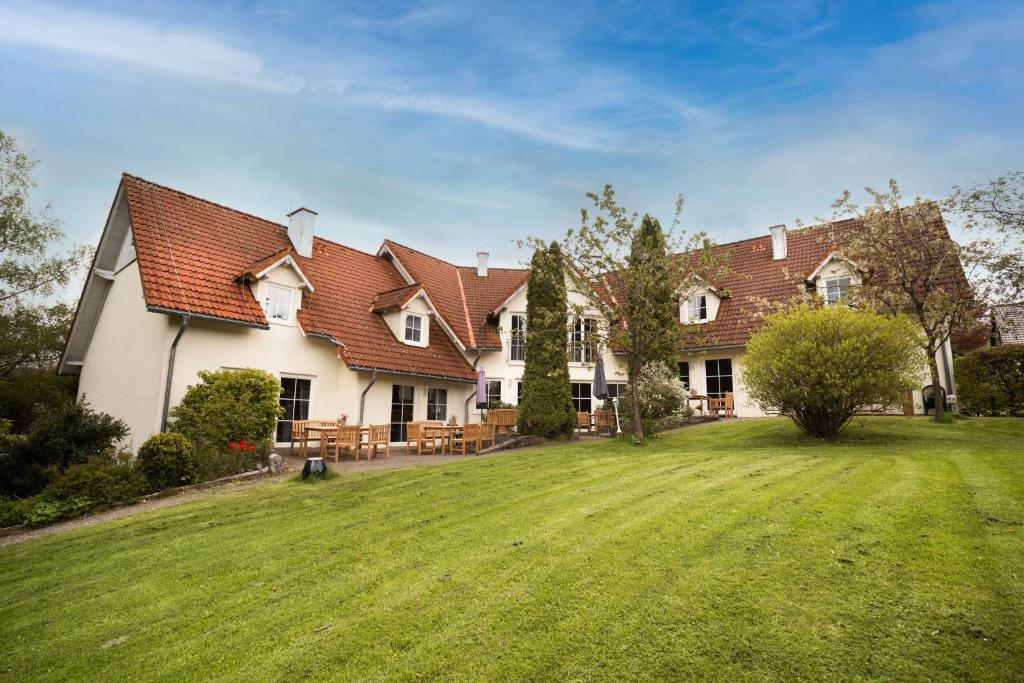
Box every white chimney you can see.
[477,251,489,277]
[287,207,317,258]
[769,224,787,260]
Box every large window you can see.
[487,380,502,407]
[678,362,690,389]
[571,317,597,363]
[688,295,708,323]
[825,277,851,304]
[265,283,292,322]
[427,388,448,422]
[706,359,733,398]
[605,383,626,400]
[572,382,592,413]
[404,314,423,343]
[390,384,414,442]
[276,376,311,442]
[510,314,526,361]
[516,381,524,405]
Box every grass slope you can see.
[1,418,1022,681]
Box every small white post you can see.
[612,397,622,435]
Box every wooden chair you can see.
[451,423,481,455]
[723,392,735,418]
[577,412,593,435]
[366,424,390,459]
[330,424,363,462]
[290,418,337,456]
[708,393,735,418]
[406,422,436,455]
[479,422,496,450]
[593,410,613,436]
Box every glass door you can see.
[277,376,311,442]
[390,384,415,442]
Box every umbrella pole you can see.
[612,398,622,435]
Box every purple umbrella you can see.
[593,359,609,400]
[475,368,488,409]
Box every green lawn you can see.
[2,418,1022,681]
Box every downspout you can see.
[464,350,482,424]
[358,369,377,425]
[160,314,191,432]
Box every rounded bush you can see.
[47,455,147,506]
[138,433,198,490]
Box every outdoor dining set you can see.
[290,420,500,462]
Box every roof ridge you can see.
[382,238,461,269]
[122,173,287,231]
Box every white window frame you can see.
[687,295,708,323]
[509,313,526,363]
[404,313,425,346]
[276,373,314,444]
[570,317,598,364]
[825,277,851,305]
[427,387,448,422]
[265,283,293,324]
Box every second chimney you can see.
[477,251,489,277]
[769,224,787,260]
[287,207,317,258]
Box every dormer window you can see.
[688,295,708,323]
[404,313,423,343]
[265,283,293,322]
[825,277,851,305]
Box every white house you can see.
[59,175,959,450]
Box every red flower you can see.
[229,441,237,450]
[240,439,247,450]
[247,444,256,451]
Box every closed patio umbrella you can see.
[476,368,488,409]
[593,359,608,400]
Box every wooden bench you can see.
[485,408,518,434]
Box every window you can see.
[276,376,311,442]
[572,382,592,413]
[688,295,708,322]
[510,314,526,361]
[390,385,415,442]
[706,359,733,398]
[516,381,523,405]
[678,362,690,389]
[404,314,423,343]
[825,277,851,304]
[265,283,292,322]
[606,383,627,399]
[427,388,448,422]
[487,380,502,407]
[571,317,597,363]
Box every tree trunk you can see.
[630,383,645,443]
[928,353,945,421]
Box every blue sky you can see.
[1,0,1022,271]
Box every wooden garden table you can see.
[687,395,709,415]
[423,424,462,454]
[304,424,369,458]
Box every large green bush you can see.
[743,305,924,438]
[0,399,128,498]
[47,453,147,506]
[619,361,690,436]
[517,242,577,437]
[137,433,198,490]
[955,345,1024,416]
[170,368,282,448]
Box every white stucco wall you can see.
[77,261,171,451]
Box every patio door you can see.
[571,382,592,413]
[277,376,311,443]
[390,384,414,442]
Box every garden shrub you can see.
[170,369,281,450]
[137,433,198,490]
[618,361,690,436]
[48,454,147,506]
[193,438,271,483]
[0,399,128,498]
[743,304,923,438]
[956,345,1024,416]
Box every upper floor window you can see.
[825,277,851,305]
[510,314,526,361]
[404,314,423,343]
[265,283,293,322]
[688,295,708,323]
[571,317,597,363]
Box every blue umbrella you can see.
[593,359,609,400]
[475,368,488,409]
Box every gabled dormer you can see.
[237,247,315,326]
[806,252,861,305]
[677,277,721,324]
[372,283,436,348]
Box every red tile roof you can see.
[371,283,424,313]
[121,174,476,381]
[380,240,527,350]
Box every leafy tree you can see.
[618,361,689,437]
[830,181,978,420]
[950,170,1024,303]
[0,368,76,433]
[743,304,924,438]
[0,130,89,378]
[517,242,576,437]
[551,185,728,443]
